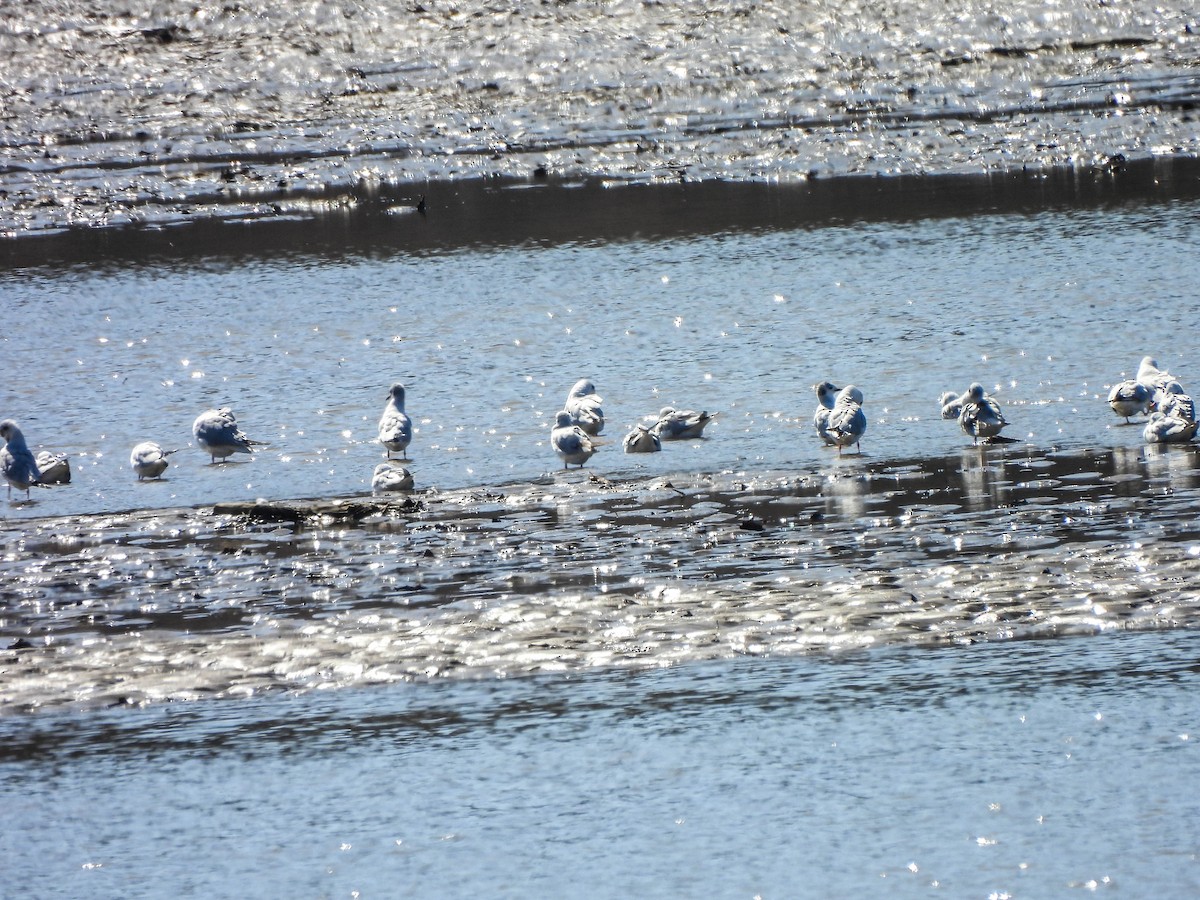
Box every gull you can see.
[1153,380,1196,423]
[1107,380,1153,423]
[941,382,1005,421]
[1143,410,1198,444]
[130,441,177,481]
[622,423,662,453]
[35,451,71,484]
[372,462,414,493]
[958,383,1009,444]
[1,419,48,499]
[565,379,605,436]
[193,407,265,463]
[552,410,597,469]
[652,406,717,440]
[378,382,413,459]
[1136,356,1175,394]
[813,381,842,445]
[826,385,866,454]
[939,389,969,420]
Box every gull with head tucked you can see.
[378,382,413,459]
[131,441,177,481]
[35,451,71,484]
[193,407,265,463]
[1136,356,1175,394]
[939,388,972,420]
[825,385,866,454]
[372,462,414,493]
[1,419,48,499]
[1107,380,1153,423]
[552,410,597,469]
[1152,380,1195,424]
[565,379,605,436]
[652,406,717,441]
[1143,410,1198,444]
[958,383,1009,444]
[623,423,662,453]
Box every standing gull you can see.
[958,383,1009,444]
[825,385,867,454]
[551,410,597,469]
[192,407,265,463]
[378,382,413,459]
[565,379,605,436]
[1107,380,1153,423]
[131,442,177,481]
[1,419,46,499]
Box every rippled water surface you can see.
[3,1,1200,892]
[2,631,1199,897]
[2,185,1199,895]
[4,189,1199,521]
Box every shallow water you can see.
[3,182,1200,711]
[3,187,1199,522]
[2,630,1198,897]
[5,437,1200,712]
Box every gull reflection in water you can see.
[958,446,1010,512]
[822,471,869,519]
[1142,443,1200,490]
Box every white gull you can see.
[825,385,866,454]
[1,420,48,499]
[652,406,717,440]
[372,462,415,493]
[565,379,605,436]
[131,442,177,481]
[193,407,265,463]
[378,382,413,459]
[552,410,598,469]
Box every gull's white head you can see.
[815,382,841,408]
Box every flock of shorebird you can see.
[935,355,1196,447]
[0,356,1194,501]
[1105,356,1198,443]
[550,378,718,470]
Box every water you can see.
[3,175,1200,712]
[2,631,1198,897]
[3,187,1200,896]
[3,186,1198,520]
